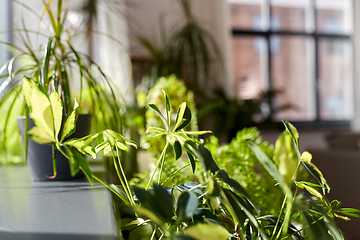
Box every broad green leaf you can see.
[174,102,192,131]
[27,126,55,144]
[153,183,174,222]
[185,222,229,240]
[64,139,96,158]
[176,191,198,224]
[65,146,80,177]
[149,103,169,130]
[109,184,130,206]
[23,76,54,138]
[49,90,63,137]
[71,148,93,184]
[60,101,79,142]
[274,131,298,186]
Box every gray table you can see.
[0,165,118,240]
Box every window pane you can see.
[271,36,316,121]
[316,0,353,34]
[231,36,268,100]
[318,39,353,120]
[270,0,309,31]
[228,0,264,30]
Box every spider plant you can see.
[0,0,124,159]
[135,0,222,104]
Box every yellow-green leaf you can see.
[28,126,56,144]
[301,151,312,163]
[49,90,63,138]
[185,222,229,240]
[274,131,298,186]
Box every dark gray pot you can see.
[17,114,92,181]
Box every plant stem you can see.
[116,145,135,206]
[146,142,169,190]
[112,150,134,206]
[271,195,287,240]
[51,144,57,178]
[161,163,190,185]
[92,174,130,206]
[150,226,158,240]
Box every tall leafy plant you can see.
[135,0,222,103]
[0,0,123,160]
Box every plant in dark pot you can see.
[0,0,122,179]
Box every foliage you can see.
[135,0,221,103]
[24,88,360,239]
[0,0,123,163]
[204,128,284,216]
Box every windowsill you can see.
[0,165,118,240]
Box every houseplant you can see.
[0,0,123,176]
[22,86,360,239]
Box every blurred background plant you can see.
[0,0,125,164]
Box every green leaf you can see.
[49,90,63,138]
[162,90,171,126]
[60,101,79,142]
[174,102,192,131]
[71,148,93,184]
[153,183,174,222]
[185,149,196,173]
[116,140,129,152]
[302,161,330,194]
[182,130,212,135]
[65,146,80,177]
[149,103,169,130]
[173,140,182,160]
[185,222,229,240]
[248,141,293,236]
[64,139,96,158]
[43,36,54,86]
[23,76,54,138]
[216,170,251,200]
[27,126,55,144]
[109,184,130,206]
[198,144,219,173]
[176,191,198,224]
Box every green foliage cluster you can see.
[205,128,284,216]
[22,84,360,239]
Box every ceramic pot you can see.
[17,114,92,181]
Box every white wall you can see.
[352,0,360,131]
[126,0,233,97]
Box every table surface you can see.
[0,165,118,240]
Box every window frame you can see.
[230,0,354,129]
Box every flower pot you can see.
[17,114,92,181]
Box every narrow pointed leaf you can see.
[174,102,192,131]
[149,103,169,130]
[71,148,93,184]
[49,90,63,137]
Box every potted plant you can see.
[0,0,123,179]
[102,92,360,239]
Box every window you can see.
[228,0,353,127]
